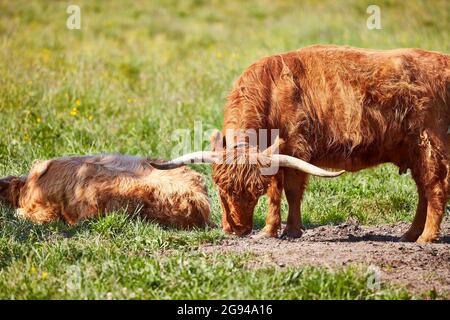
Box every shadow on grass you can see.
[1,212,94,243]
[1,207,223,247]
[0,208,162,242]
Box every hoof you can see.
[416,235,436,244]
[280,228,303,239]
[259,225,280,238]
[399,231,420,242]
[251,231,274,240]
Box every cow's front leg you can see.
[220,194,233,234]
[258,173,283,238]
[281,169,308,239]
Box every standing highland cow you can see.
[154,45,450,243]
[0,155,212,229]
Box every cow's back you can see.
[22,155,211,227]
[223,45,450,170]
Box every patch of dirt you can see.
[201,219,450,297]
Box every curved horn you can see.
[151,151,218,170]
[271,154,345,178]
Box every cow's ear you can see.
[0,180,9,190]
[0,179,11,198]
[9,178,25,207]
[210,129,224,152]
[30,159,51,180]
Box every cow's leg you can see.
[259,173,283,237]
[413,133,449,243]
[219,194,233,234]
[417,182,447,243]
[400,173,427,242]
[281,169,308,239]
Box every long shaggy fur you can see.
[213,45,450,241]
[0,155,212,229]
[212,147,271,197]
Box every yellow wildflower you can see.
[70,108,78,116]
[75,99,81,106]
[88,115,93,121]
[36,117,41,124]
[41,272,49,280]
[30,266,37,274]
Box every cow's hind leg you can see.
[417,181,448,243]
[281,169,308,239]
[412,134,449,243]
[400,173,427,242]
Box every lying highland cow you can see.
[154,45,450,243]
[0,155,212,229]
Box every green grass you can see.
[0,0,448,299]
[0,210,410,300]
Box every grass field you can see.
[0,0,449,299]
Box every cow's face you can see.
[210,131,271,236]
[213,162,268,236]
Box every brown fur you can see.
[0,155,212,229]
[212,45,450,242]
[212,147,272,196]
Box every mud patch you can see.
[202,219,450,297]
